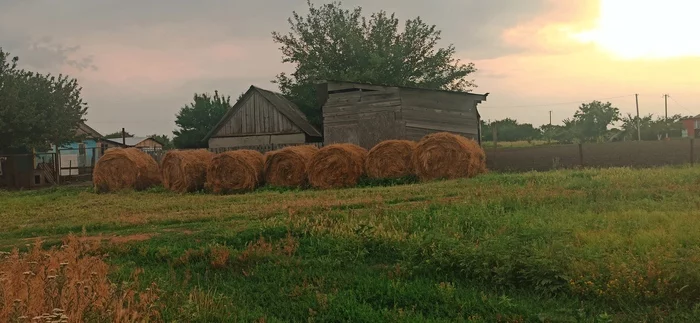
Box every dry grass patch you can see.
[0,234,161,322]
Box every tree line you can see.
[1,1,690,152]
[482,100,689,144]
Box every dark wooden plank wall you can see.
[323,89,405,148]
[215,91,301,137]
[399,88,480,141]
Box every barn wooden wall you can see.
[399,89,481,141]
[323,88,405,149]
[215,91,302,137]
[322,85,483,149]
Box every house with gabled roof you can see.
[204,86,322,150]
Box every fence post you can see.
[691,138,695,166]
[492,126,498,149]
[578,143,584,168]
[56,149,61,185]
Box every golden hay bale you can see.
[93,147,161,192]
[161,149,214,193]
[206,149,264,194]
[463,138,487,176]
[411,132,486,181]
[365,140,417,179]
[307,143,368,189]
[263,145,319,188]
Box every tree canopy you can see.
[172,91,232,149]
[103,130,134,139]
[272,1,477,127]
[0,48,88,152]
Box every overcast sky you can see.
[1,0,698,136]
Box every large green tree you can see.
[172,91,232,149]
[565,101,621,143]
[272,1,477,128]
[0,48,88,151]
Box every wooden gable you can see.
[213,90,303,137]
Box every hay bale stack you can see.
[411,132,486,181]
[206,149,264,194]
[93,148,161,192]
[160,149,214,193]
[307,143,368,189]
[263,145,319,188]
[365,140,417,179]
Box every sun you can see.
[574,0,700,59]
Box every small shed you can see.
[317,81,489,149]
[103,136,164,150]
[204,86,322,150]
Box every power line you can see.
[485,94,635,109]
[668,95,695,115]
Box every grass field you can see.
[3,166,700,322]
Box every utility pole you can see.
[635,94,641,141]
[664,94,669,139]
[548,111,552,144]
[122,128,126,146]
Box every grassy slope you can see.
[2,167,700,322]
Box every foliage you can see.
[481,118,542,142]
[173,91,233,149]
[103,130,134,139]
[564,101,621,143]
[149,134,175,149]
[272,1,477,128]
[0,48,88,151]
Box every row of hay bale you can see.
[92,132,486,193]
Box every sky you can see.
[1,0,698,137]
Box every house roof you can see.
[103,136,162,147]
[204,86,322,141]
[318,80,490,100]
[75,122,103,138]
[682,114,700,120]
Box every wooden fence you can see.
[485,139,700,172]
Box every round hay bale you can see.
[93,147,161,193]
[161,149,214,193]
[463,138,487,176]
[206,149,264,194]
[365,140,417,179]
[263,145,319,188]
[307,143,368,189]
[411,132,485,181]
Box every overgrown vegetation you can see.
[3,167,700,321]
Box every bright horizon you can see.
[0,0,697,136]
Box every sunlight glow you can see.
[574,0,700,59]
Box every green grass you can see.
[3,166,700,321]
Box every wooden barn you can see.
[205,86,322,150]
[317,81,489,149]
